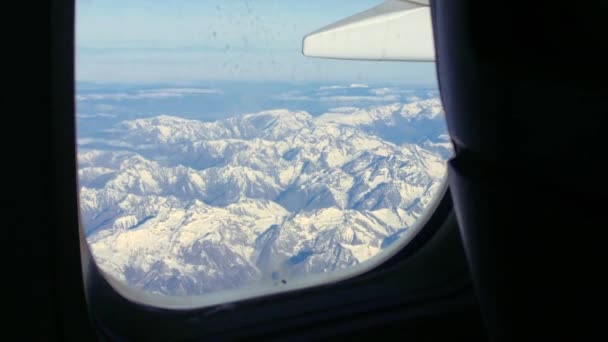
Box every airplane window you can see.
[76,0,450,307]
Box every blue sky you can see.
[76,0,437,84]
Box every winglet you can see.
[302,0,434,61]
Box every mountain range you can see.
[78,99,449,296]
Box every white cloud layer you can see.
[76,113,118,119]
[319,84,369,90]
[76,88,222,101]
[320,95,400,102]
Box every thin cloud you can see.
[77,113,118,119]
[320,95,400,102]
[76,88,223,101]
[139,88,222,95]
[273,94,313,101]
[319,84,369,91]
[94,104,119,111]
[369,88,394,96]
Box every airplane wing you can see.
[302,0,434,61]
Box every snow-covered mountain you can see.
[78,100,449,296]
[316,99,452,159]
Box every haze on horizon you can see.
[76,0,437,85]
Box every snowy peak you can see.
[112,109,313,147]
[399,99,444,120]
[316,99,444,126]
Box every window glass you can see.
[76,0,450,303]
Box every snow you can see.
[343,243,380,262]
[113,215,139,230]
[78,98,448,296]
